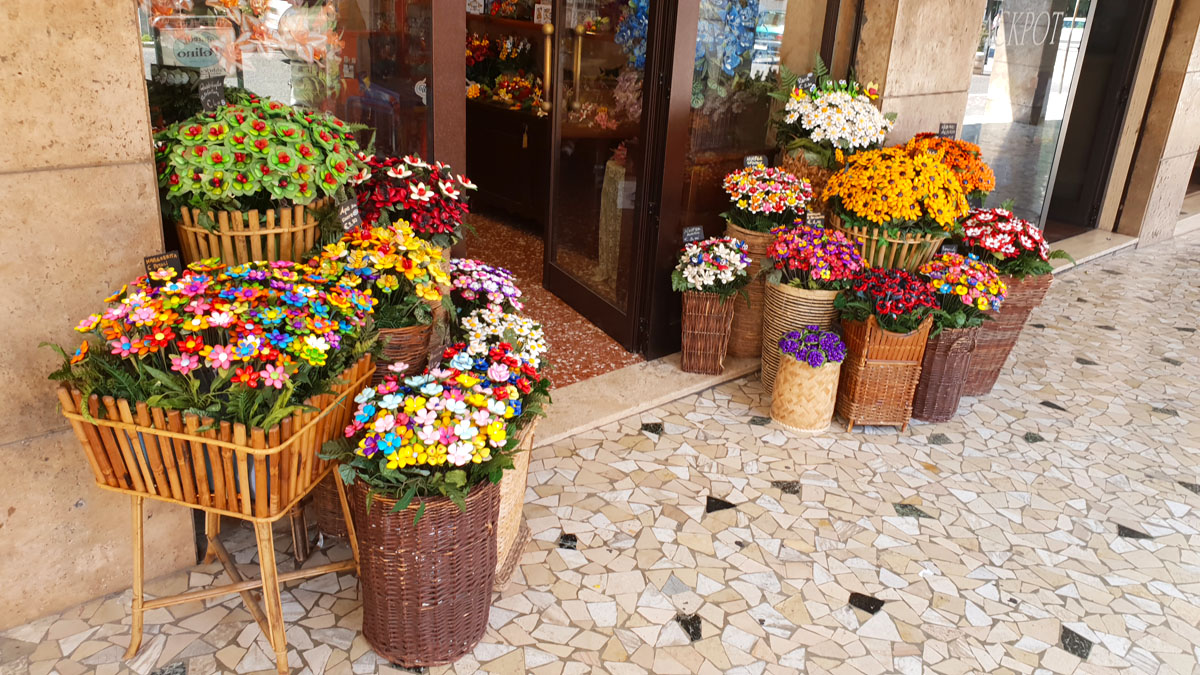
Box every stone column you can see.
[0,0,194,629]
[987,0,1070,124]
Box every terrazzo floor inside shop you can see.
[5,231,1200,675]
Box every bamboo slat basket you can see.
[760,282,839,393]
[495,419,539,590]
[680,290,736,375]
[829,213,946,272]
[312,474,349,539]
[724,223,774,359]
[351,479,499,668]
[771,356,841,433]
[779,151,836,214]
[912,326,979,422]
[836,315,932,431]
[176,199,328,265]
[963,273,1053,395]
[373,323,433,385]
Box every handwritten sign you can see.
[533,3,552,24]
[744,154,768,168]
[198,76,225,112]
[338,198,363,232]
[807,212,825,228]
[939,240,959,255]
[144,251,183,276]
[938,122,958,139]
[682,226,705,244]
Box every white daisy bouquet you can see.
[460,307,549,370]
[671,236,752,298]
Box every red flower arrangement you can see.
[957,208,1071,278]
[835,268,939,333]
[354,153,478,248]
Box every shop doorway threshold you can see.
[1049,229,1138,273]
[534,354,760,448]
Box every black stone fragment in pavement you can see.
[705,496,735,513]
[749,416,771,425]
[1096,325,1116,331]
[150,665,187,675]
[1023,432,1044,443]
[1176,326,1196,332]
[929,433,951,445]
[1040,401,1067,411]
[1060,626,1093,660]
[1162,357,1182,366]
[1117,524,1151,539]
[770,480,802,495]
[1151,406,1179,416]
[893,503,931,518]
[848,592,884,614]
[1029,323,1046,329]
[557,533,578,550]
[640,422,663,435]
[1180,481,1200,495]
[1075,357,1097,365]
[675,613,703,641]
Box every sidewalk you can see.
[3,232,1199,674]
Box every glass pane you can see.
[963,0,1090,224]
[138,1,431,157]
[548,0,648,308]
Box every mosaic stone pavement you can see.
[3,232,1200,674]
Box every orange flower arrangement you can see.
[823,147,969,233]
[905,133,995,198]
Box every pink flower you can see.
[261,363,288,389]
[417,424,440,445]
[386,361,410,373]
[374,414,396,433]
[487,363,510,382]
[130,307,157,326]
[209,311,234,327]
[205,344,236,370]
[170,353,200,375]
[110,337,135,357]
[471,409,491,427]
[414,408,437,426]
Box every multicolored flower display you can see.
[765,222,865,290]
[835,268,940,334]
[722,166,813,232]
[779,326,847,368]
[615,0,650,69]
[905,134,996,198]
[824,147,970,233]
[155,95,365,214]
[50,259,376,428]
[773,61,891,168]
[449,259,524,317]
[917,253,1007,333]
[957,208,1071,278]
[459,308,548,371]
[671,237,752,298]
[354,153,476,248]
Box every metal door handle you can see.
[571,24,584,111]
[542,23,554,113]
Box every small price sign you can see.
[337,198,362,232]
[533,3,552,24]
[144,251,183,276]
[939,240,959,255]
[938,122,958,139]
[807,212,825,228]
[682,226,705,244]
[198,76,225,111]
[744,154,768,168]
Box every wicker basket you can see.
[778,151,836,214]
[312,474,349,539]
[836,315,932,431]
[912,327,979,422]
[373,324,433,385]
[176,200,328,265]
[495,419,539,590]
[351,479,499,668]
[829,212,946,271]
[680,290,736,375]
[725,223,774,359]
[56,354,373,520]
[760,282,839,393]
[771,356,841,433]
[963,273,1053,396]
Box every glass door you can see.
[543,0,657,348]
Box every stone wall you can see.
[0,0,194,628]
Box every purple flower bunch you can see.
[779,326,846,369]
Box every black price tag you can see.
[144,251,183,276]
[198,76,225,112]
[682,225,704,244]
[807,212,825,228]
[939,241,959,255]
[744,154,768,168]
[338,198,363,232]
[938,122,958,139]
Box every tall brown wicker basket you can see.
[912,326,979,422]
[724,223,774,359]
[373,324,433,385]
[351,479,500,668]
[495,420,539,590]
[963,273,1053,395]
[680,290,737,374]
[176,200,328,265]
[760,281,839,392]
[829,213,945,272]
[771,356,841,433]
[779,151,836,214]
[312,474,349,539]
[836,315,932,432]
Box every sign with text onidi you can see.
[338,198,362,232]
[144,251,183,277]
[744,154,768,168]
[682,226,705,244]
[153,15,236,80]
[806,213,825,228]
[198,76,225,111]
[938,122,958,139]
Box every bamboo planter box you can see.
[724,222,774,359]
[964,273,1053,395]
[760,282,839,393]
[830,213,945,272]
[176,199,328,266]
[771,356,841,433]
[912,326,979,422]
[836,316,932,432]
[680,290,736,375]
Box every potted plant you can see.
[354,153,478,251]
[760,220,865,392]
[321,339,548,668]
[771,327,847,433]
[309,223,449,384]
[834,268,939,431]
[721,166,812,358]
[824,147,970,271]
[911,253,1008,422]
[671,236,752,374]
[771,58,893,212]
[904,133,996,206]
[955,207,1072,395]
[155,95,367,264]
[447,259,525,334]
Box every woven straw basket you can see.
[836,315,932,431]
[312,474,348,538]
[351,479,499,668]
[963,273,1052,395]
[373,324,433,385]
[494,420,539,590]
[176,200,327,265]
[778,151,836,214]
[912,326,979,422]
[829,213,945,272]
[771,356,841,433]
[760,282,839,392]
[724,223,774,359]
[680,291,736,375]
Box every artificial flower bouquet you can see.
[779,327,847,369]
[448,259,525,319]
[721,166,812,233]
[917,253,1007,335]
[957,207,1073,278]
[771,325,847,433]
[671,236,752,298]
[354,153,478,248]
[765,222,865,290]
[47,258,377,429]
[824,147,970,237]
[905,133,995,201]
[835,268,939,334]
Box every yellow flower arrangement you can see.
[823,147,969,232]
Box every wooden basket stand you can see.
[829,213,946,272]
[176,199,328,266]
[835,316,932,432]
[724,223,774,359]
